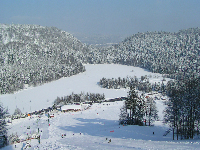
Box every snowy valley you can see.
[1,64,200,149]
[0,24,199,149]
[1,64,170,115]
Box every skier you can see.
[38,135,40,144]
[108,139,111,143]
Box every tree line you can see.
[99,76,166,94]
[53,92,105,106]
[164,76,200,140]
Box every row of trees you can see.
[119,86,158,126]
[99,76,166,93]
[53,92,105,106]
[164,76,200,139]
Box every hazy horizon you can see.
[1,0,200,41]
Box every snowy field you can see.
[0,64,170,115]
[1,64,200,149]
[3,101,200,150]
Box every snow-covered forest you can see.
[0,24,200,149]
[0,24,199,94]
[0,24,87,94]
[95,29,200,80]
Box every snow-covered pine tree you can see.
[125,86,145,125]
[145,97,158,126]
[13,108,22,116]
[134,95,145,126]
[164,76,200,140]
[119,102,128,125]
[0,103,8,148]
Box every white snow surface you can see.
[0,64,170,115]
[1,64,200,149]
[3,101,200,150]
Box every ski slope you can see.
[3,101,200,150]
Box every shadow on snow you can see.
[58,118,172,141]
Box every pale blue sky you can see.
[1,0,200,37]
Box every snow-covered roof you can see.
[61,105,81,110]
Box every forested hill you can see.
[0,24,89,94]
[0,24,200,94]
[92,28,200,80]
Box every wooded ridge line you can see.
[0,24,199,94]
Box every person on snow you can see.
[108,139,111,143]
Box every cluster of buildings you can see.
[6,102,91,123]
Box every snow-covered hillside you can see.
[0,24,88,94]
[3,101,200,150]
[0,64,170,115]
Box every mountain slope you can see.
[0,24,89,94]
[90,28,200,80]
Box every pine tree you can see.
[125,86,145,125]
[145,97,158,126]
[0,103,8,148]
[164,76,200,140]
[13,108,22,116]
[119,102,128,125]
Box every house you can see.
[61,105,81,112]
